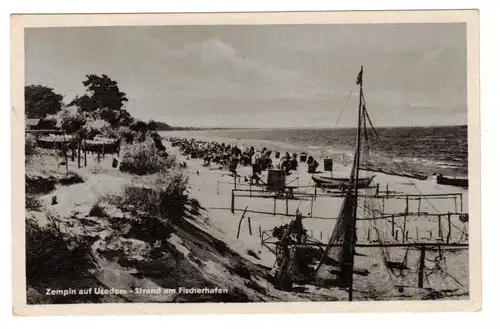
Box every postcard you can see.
[11,10,480,315]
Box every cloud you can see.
[165,38,318,99]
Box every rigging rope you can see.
[361,94,468,238]
[294,81,357,212]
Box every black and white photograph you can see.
[11,11,480,314]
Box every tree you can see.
[129,120,148,133]
[37,117,58,130]
[60,109,87,134]
[69,74,131,127]
[146,120,158,131]
[25,85,64,118]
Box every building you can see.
[25,118,40,130]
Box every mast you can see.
[313,66,365,301]
[346,65,364,301]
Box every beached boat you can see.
[436,175,468,188]
[311,175,374,189]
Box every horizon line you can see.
[163,123,468,130]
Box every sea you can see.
[161,125,468,178]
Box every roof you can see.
[25,118,40,126]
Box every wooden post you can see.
[259,226,262,239]
[217,180,220,195]
[273,197,276,217]
[438,215,442,238]
[231,190,235,214]
[460,194,463,213]
[391,215,395,237]
[403,215,407,243]
[77,140,81,169]
[84,140,87,166]
[71,141,75,162]
[406,231,409,241]
[247,217,252,236]
[447,212,452,243]
[285,196,289,216]
[418,244,425,288]
[320,231,323,240]
[62,134,68,174]
[367,228,371,241]
[310,195,314,217]
[382,197,385,215]
[416,226,419,241]
[376,183,379,195]
[234,175,237,190]
[405,195,409,215]
[454,196,458,213]
[236,207,248,239]
[430,230,432,239]
[386,183,389,197]
[395,230,399,241]
[417,197,421,216]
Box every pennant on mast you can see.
[356,66,364,85]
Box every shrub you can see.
[150,131,166,151]
[129,120,148,133]
[26,195,42,211]
[25,217,96,295]
[25,133,38,157]
[146,120,158,131]
[84,119,120,139]
[37,117,58,130]
[106,170,189,221]
[60,109,87,134]
[117,126,135,144]
[58,171,84,185]
[119,136,176,175]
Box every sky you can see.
[25,23,467,128]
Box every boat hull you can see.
[312,175,374,189]
[436,176,468,188]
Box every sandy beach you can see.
[23,130,469,303]
[161,134,469,300]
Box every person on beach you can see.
[307,156,319,173]
[229,151,239,175]
[251,161,263,185]
[289,153,298,171]
[281,153,291,175]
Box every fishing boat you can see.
[311,175,374,189]
[436,175,468,188]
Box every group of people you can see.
[169,137,321,178]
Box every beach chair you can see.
[267,169,286,192]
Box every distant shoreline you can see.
[160,124,468,131]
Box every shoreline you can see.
[160,130,469,179]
